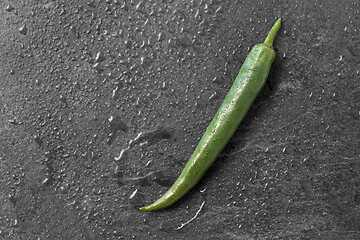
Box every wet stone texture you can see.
[0,0,359,239]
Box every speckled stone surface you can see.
[1,1,359,239]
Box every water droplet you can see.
[129,189,138,199]
[19,24,27,35]
[94,51,104,63]
[5,4,14,12]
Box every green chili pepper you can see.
[140,18,281,211]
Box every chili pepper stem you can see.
[264,18,281,48]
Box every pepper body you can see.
[140,19,281,211]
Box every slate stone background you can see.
[0,0,359,239]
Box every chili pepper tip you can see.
[139,206,149,211]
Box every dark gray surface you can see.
[1,0,359,239]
